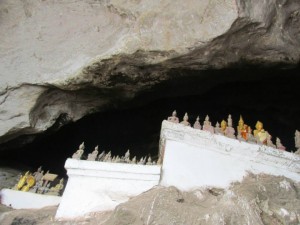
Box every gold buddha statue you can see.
[254,121,264,137]
[15,171,35,192]
[221,120,227,132]
[254,121,268,144]
[237,116,244,134]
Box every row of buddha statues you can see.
[72,142,157,165]
[12,167,64,196]
[167,110,300,154]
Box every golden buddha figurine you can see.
[254,121,264,137]
[237,116,244,135]
[15,171,35,192]
[21,174,35,192]
[221,120,227,133]
[16,171,29,190]
[254,121,268,144]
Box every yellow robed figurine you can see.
[16,171,29,190]
[254,121,268,144]
[21,175,35,192]
[221,120,227,133]
[15,171,36,192]
[237,116,244,134]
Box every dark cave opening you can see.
[0,66,299,177]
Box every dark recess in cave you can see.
[0,66,299,176]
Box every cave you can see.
[0,65,299,177]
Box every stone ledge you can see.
[55,159,161,219]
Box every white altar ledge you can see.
[55,159,161,219]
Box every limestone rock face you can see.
[104,174,300,225]
[0,0,300,146]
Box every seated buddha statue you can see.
[72,142,85,159]
[193,116,201,130]
[47,179,64,196]
[254,121,268,144]
[214,122,222,134]
[203,115,214,134]
[168,110,179,123]
[276,137,286,150]
[220,120,227,135]
[180,113,191,126]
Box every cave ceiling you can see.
[0,0,300,173]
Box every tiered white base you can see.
[160,120,300,190]
[55,159,161,219]
[0,189,61,209]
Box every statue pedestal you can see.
[55,159,161,219]
[0,189,61,209]
[159,120,300,191]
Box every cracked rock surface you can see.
[0,0,300,147]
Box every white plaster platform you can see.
[0,188,61,209]
[159,120,300,191]
[55,159,161,219]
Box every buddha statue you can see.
[227,114,233,127]
[247,126,256,143]
[214,122,222,135]
[138,157,146,165]
[276,137,286,150]
[203,115,214,134]
[237,116,244,135]
[146,156,152,165]
[47,179,64,196]
[180,113,191,126]
[131,156,137,164]
[72,142,85,159]
[221,120,227,133]
[124,149,130,163]
[33,167,44,182]
[115,155,121,163]
[193,116,201,130]
[97,151,105,161]
[168,110,179,123]
[87,146,99,161]
[254,121,263,137]
[266,134,276,148]
[20,172,35,192]
[241,124,248,141]
[16,171,30,190]
[254,121,268,144]
[224,114,236,139]
[104,151,112,162]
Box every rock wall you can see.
[1,0,300,147]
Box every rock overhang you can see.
[0,0,300,151]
